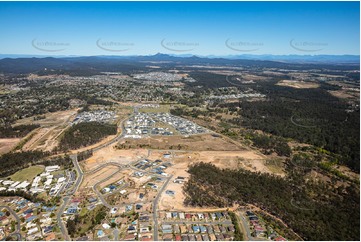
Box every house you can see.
[173,224,180,233]
[45,232,56,241]
[213,225,220,233]
[227,225,235,232]
[192,225,200,233]
[188,235,196,241]
[219,225,226,233]
[42,226,53,234]
[199,226,207,233]
[206,225,213,233]
[202,234,210,241]
[139,215,150,222]
[141,236,152,241]
[166,212,172,219]
[102,223,110,229]
[215,234,224,240]
[124,234,136,241]
[0,217,9,225]
[181,235,189,241]
[45,166,60,172]
[162,224,172,233]
[223,234,233,241]
[140,227,149,233]
[175,235,182,241]
[249,215,259,221]
[66,208,77,214]
[274,236,287,241]
[87,197,97,203]
[26,215,37,223]
[179,225,188,233]
[198,213,204,220]
[209,234,216,241]
[27,227,39,235]
[253,225,266,237]
[179,212,185,220]
[163,234,173,241]
[195,234,202,241]
[127,225,137,233]
[40,218,52,226]
[26,222,37,229]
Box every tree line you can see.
[0,124,39,138]
[0,151,72,177]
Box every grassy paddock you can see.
[9,165,44,182]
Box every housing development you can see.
[0,1,359,241]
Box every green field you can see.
[9,165,44,182]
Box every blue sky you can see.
[0,1,359,56]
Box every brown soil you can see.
[0,138,20,155]
[276,80,319,89]
[117,134,244,151]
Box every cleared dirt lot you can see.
[328,89,359,99]
[15,109,78,152]
[0,138,20,154]
[276,80,320,89]
[117,134,244,151]
[82,145,148,171]
[80,165,119,189]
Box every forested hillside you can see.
[184,162,360,241]
[59,122,117,151]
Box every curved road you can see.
[0,206,22,241]
[57,154,83,241]
[56,114,131,240]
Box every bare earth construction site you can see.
[72,105,273,241]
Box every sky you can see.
[0,1,359,56]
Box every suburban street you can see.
[0,205,22,241]
[152,174,173,241]
[237,211,256,241]
[56,154,83,241]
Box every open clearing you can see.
[276,80,320,89]
[0,138,20,155]
[117,133,243,151]
[328,89,359,99]
[80,165,119,190]
[81,145,147,172]
[15,109,78,152]
[138,104,171,113]
[9,165,44,182]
